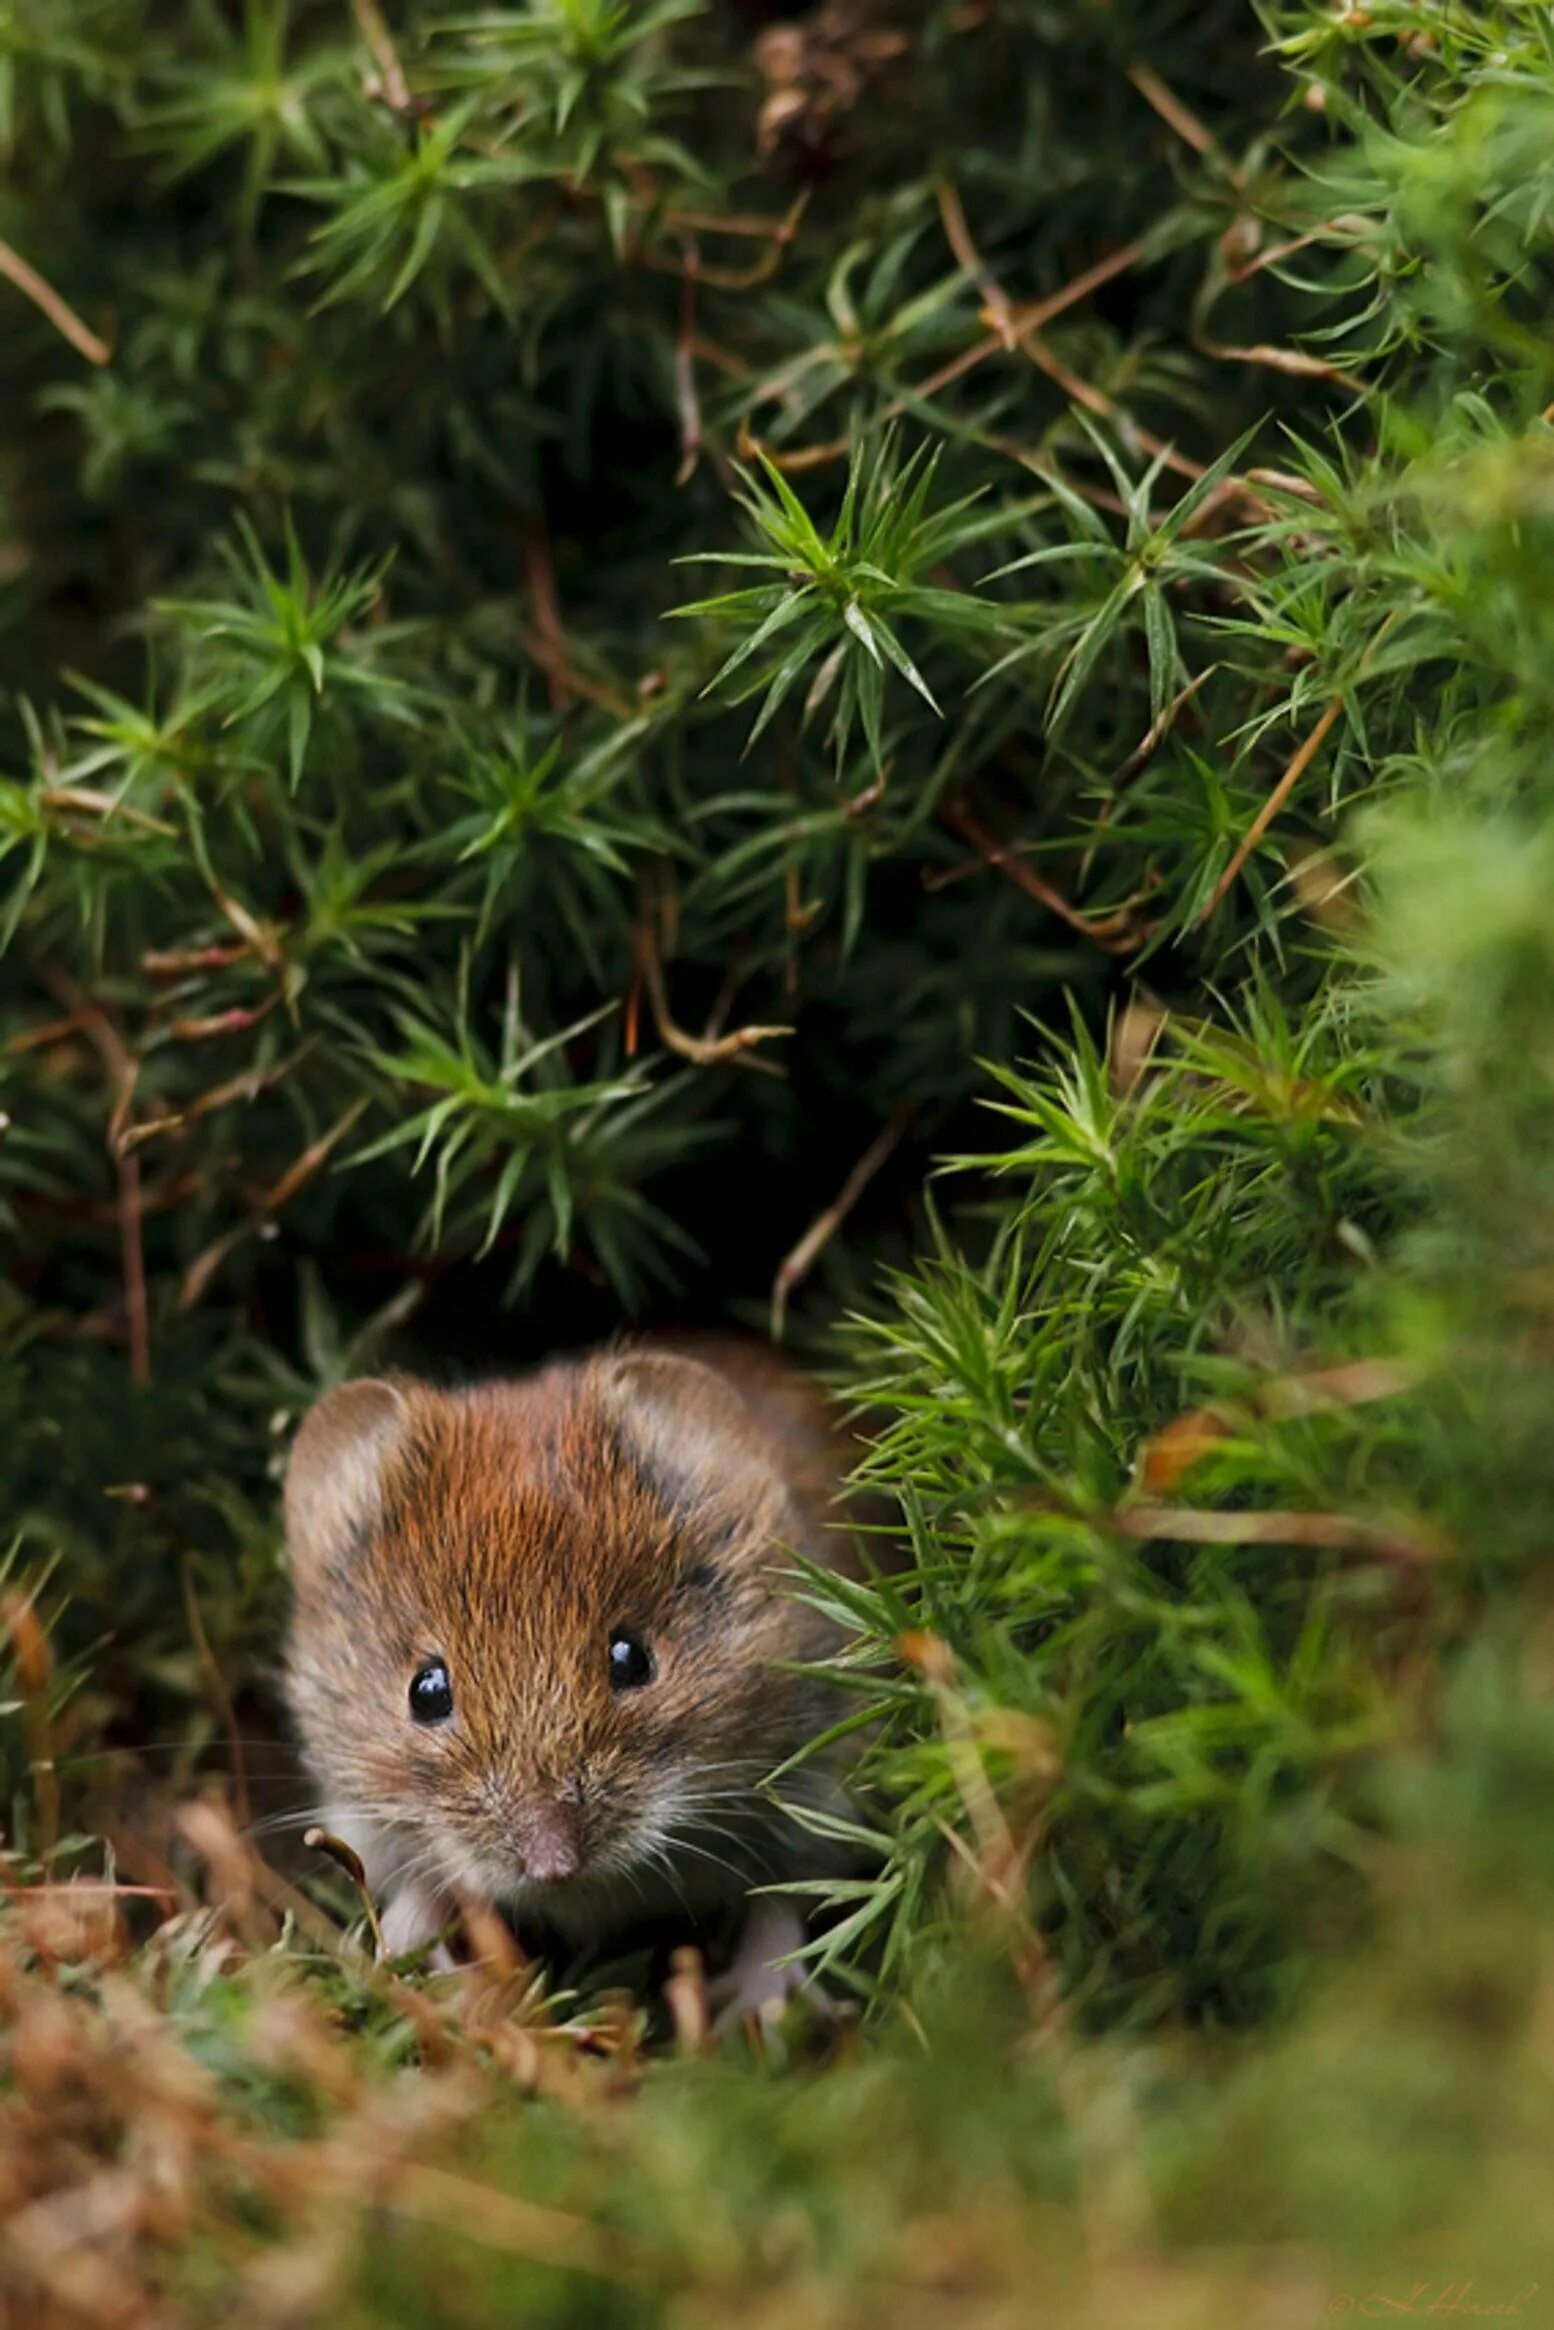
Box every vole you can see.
[282,1338,855,2015]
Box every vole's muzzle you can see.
[513,1801,583,1885]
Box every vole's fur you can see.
[283,1339,854,2004]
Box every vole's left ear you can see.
[284,1376,410,1580]
[592,1350,790,1545]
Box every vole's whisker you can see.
[634,1844,694,1920]
[660,1836,760,1890]
[242,1805,342,1840]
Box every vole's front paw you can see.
[709,1950,809,2029]
[379,1879,457,1971]
[709,1895,831,2034]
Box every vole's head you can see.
[282,1353,830,1928]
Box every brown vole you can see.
[283,1339,855,2013]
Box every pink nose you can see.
[518,1805,582,1885]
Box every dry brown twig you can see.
[660,199,807,245]
[205,879,286,970]
[178,1096,370,1310]
[1120,1351,1437,1564]
[39,784,174,834]
[521,512,571,715]
[1113,668,1216,790]
[936,179,1017,348]
[898,1631,1064,2028]
[303,1828,387,1961]
[119,1048,311,1153]
[1201,610,1403,921]
[142,941,255,978]
[1198,693,1344,923]
[1126,60,1221,160]
[664,1945,712,2054]
[740,230,1154,478]
[38,963,150,1386]
[348,0,412,112]
[1137,1355,1426,1495]
[1194,331,1367,394]
[633,889,791,1069]
[164,995,282,1044]
[928,187,1292,531]
[5,1008,94,1057]
[1125,49,1363,394]
[2,1591,61,1856]
[0,236,110,365]
[771,1102,913,1339]
[674,247,705,485]
[941,796,1147,952]
[638,236,795,295]
[1113,1503,1443,1565]
[1072,671,1217,891]
[919,232,1152,410]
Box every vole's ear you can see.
[594,1351,787,1543]
[284,1377,409,1577]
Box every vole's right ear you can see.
[284,1377,408,1576]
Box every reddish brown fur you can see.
[283,1343,853,1944]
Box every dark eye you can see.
[608,1628,655,1692]
[409,1660,454,1725]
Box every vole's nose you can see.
[516,1803,582,1885]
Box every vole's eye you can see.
[607,1628,655,1692]
[409,1660,454,1725]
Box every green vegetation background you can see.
[4,1,1554,2321]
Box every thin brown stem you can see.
[304,1827,386,1960]
[674,248,704,485]
[1194,332,1367,394]
[0,237,110,366]
[1198,693,1343,923]
[941,798,1145,952]
[1111,667,1215,791]
[348,0,412,111]
[1114,1503,1441,1564]
[178,1097,370,1309]
[3,1591,60,1856]
[771,1103,913,1338]
[1126,62,1219,159]
[37,963,149,1383]
[745,234,1156,478]
[633,893,790,1069]
[936,179,1016,347]
[913,235,1151,410]
[521,511,570,714]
